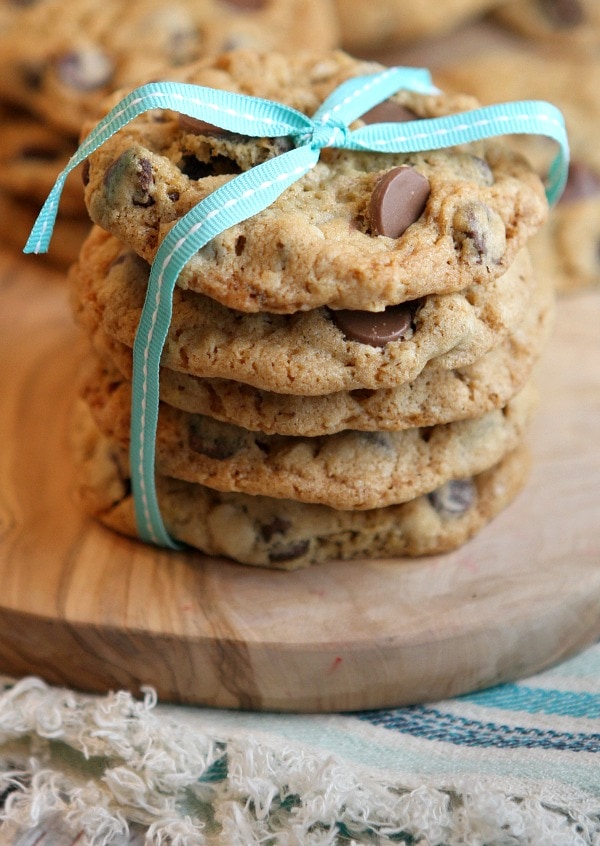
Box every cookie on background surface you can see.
[0,189,89,269]
[491,0,600,52]
[72,397,532,569]
[0,0,339,137]
[333,0,505,54]
[0,106,85,216]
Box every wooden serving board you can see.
[1,246,599,713]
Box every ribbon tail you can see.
[129,145,319,546]
[23,82,309,256]
[349,100,570,203]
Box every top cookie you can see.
[81,49,548,314]
[0,0,339,137]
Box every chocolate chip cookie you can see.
[79,356,537,510]
[87,263,555,436]
[333,0,505,53]
[0,0,338,137]
[0,106,85,216]
[72,396,532,568]
[80,49,547,313]
[70,226,535,394]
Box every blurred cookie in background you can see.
[491,0,600,53]
[0,0,339,137]
[333,0,506,55]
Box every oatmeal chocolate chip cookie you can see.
[72,397,531,568]
[492,0,600,52]
[81,49,547,313]
[89,266,555,436]
[0,0,338,137]
[0,107,84,216]
[70,226,534,395]
[80,358,537,510]
[333,0,505,53]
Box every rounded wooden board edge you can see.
[1,248,600,712]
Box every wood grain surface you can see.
[1,246,599,713]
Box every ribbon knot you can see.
[298,116,351,151]
[22,66,569,549]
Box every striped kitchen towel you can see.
[1,641,599,844]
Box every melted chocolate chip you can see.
[20,62,43,91]
[260,517,292,542]
[20,145,58,161]
[559,161,600,204]
[104,151,156,207]
[368,166,430,238]
[452,202,506,264]
[220,0,266,8]
[330,300,419,347]
[133,158,154,207]
[82,159,90,186]
[360,100,418,125]
[428,478,476,517]
[189,422,241,460]
[539,0,584,27]
[268,540,310,564]
[55,48,113,91]
[178,113,227,135]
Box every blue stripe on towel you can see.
[357,707,600,752]
[460,684,600,719]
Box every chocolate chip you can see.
[20,62,43,91]
[55,48,113,91]
[368,166,430,238]
[452,202,506,264]
[360,100,418,125]
[178,113,227,135]
[133,158,154,207]
[220,0,266,8]
[104,150,155,207]
[539,0,584,27]
[82,159,90,186]
[260,517,292,542]
[428,478,476,517]
[268,540,310,564]
[20,145,58,161]
[330,300,419,347]
[469,156,494,186]
[189,420,241,460]
[559,161,600,204]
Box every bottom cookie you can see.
[72,399,531,570]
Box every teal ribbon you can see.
[24,66,569,548]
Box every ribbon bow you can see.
[24,66,569,548]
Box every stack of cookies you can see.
[68,49,554,569]
[0,0,338,267]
